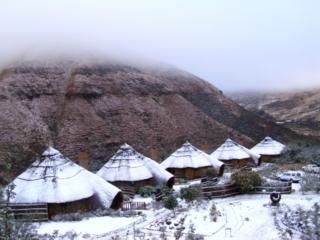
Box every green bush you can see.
[161,186,174,195]
[164,195,178,210]
[138,186,173,197]
[138,185,156,197]
[231,170,262,193]
[180,187,201,202]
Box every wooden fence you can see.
[201,181,292,198]
[252,182,292,194]
[0,203,48,222]
[201,183,240,198]
[200,177,218,186]
[121,201,147,211]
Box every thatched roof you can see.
[8,147,121,209]
[251,136,285,156]
[97,144,174,186]
[161,141,224,171]
[211,139,260,164]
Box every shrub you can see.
[231,170,262,193]
[209,203,219,222]
[300,173,320,193]
[161,186,174,195]
[180,187,201,202]
[164,195,178,210]
[138,185,156,197]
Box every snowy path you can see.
[95,208,172,239]
[214,196,280,239]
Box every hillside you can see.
[0,59,297,179]
[229,89,320,139]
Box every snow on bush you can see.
[275,203,320,240]
[300,173,320,193]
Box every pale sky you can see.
[1,0,320,91]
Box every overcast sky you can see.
[1,0,320,92]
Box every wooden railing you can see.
[201,181,292,198]
[121,201,147,211]
[0,203,48,222]
[252,182,292,194]
[201,183,240,198]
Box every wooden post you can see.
[225,227,232,237]
[151,147,158,160]
[201,143,209,153]
[78,152,89,168]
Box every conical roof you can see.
[251,136,285,156]
[8,147,121,209]
[211,139,260,164]
[161,141,224,170]
[97,144,173,185]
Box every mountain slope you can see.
[229,89,320,139]
[0,59,297,179]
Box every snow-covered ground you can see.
[36,183,320,240]
[37,215,139,238]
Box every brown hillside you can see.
[0,60,297,179]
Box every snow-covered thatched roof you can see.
[211,139,260,164]
[8,147,121,208]
[161,141,224,170]
[97,144,174,186]
[251,136,285,156]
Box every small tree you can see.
[164,195,178,210]
[209,203,219,222]
[231,170,262,193]
[180,187,201,202]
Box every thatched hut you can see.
[8,147,123,218]
[97,144,174,192]
[161,142,225,180]
[251,136,285,162]
[211,139,261,168]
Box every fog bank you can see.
[1,0,320,91]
